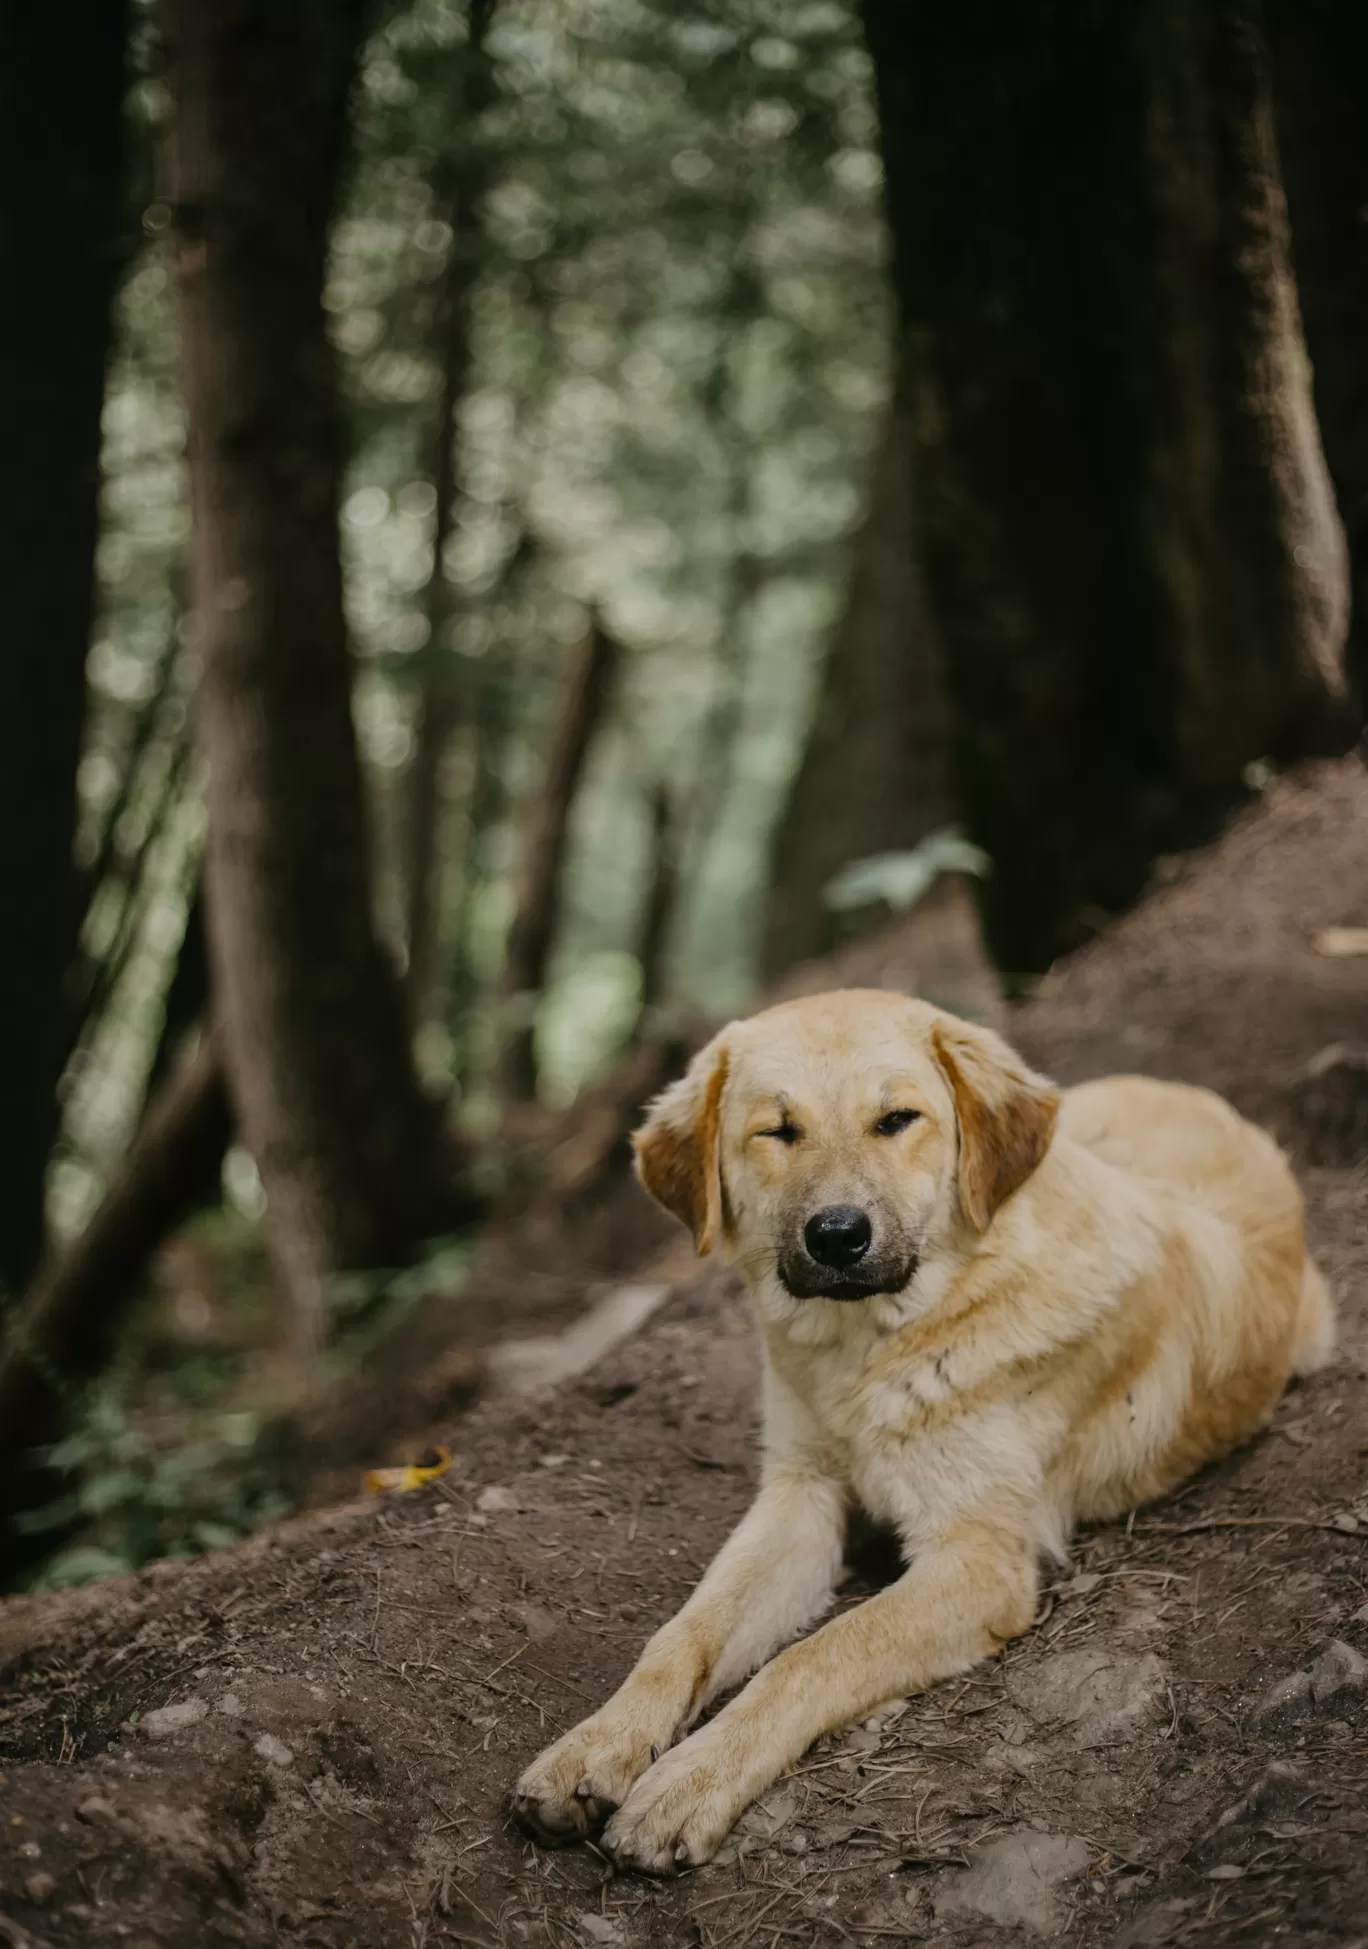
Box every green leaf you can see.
[823,830,991,915]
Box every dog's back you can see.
[1047,1074,1333,1522]
[1059,1073,1333,1375]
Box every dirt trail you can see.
[2,760,1368,1949]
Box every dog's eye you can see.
[758,1120,802,1145]
[874,1109,921,1137]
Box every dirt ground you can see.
[3,758,1368,1949]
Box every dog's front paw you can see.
[512,1714,659,1846]
[600,1733,744,1875]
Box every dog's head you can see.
[633,990,1058,1310]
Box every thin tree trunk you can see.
[0,1033,230,1580]
[65,729,193,1066]
[634,785,680,1029]
[403,0,498,1030]
[167,0,452,1351]
[0,0,132,1298]
[500,614,619,1100]
[860,0,1352,974]
[1265,0,1368,707]
[762,401,953,980]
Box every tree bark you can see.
[762,403,954,980]
[500,614,619,1100]
[635,785,680,1027]
[403,0,498,1031]
[0,1033,230,1580]
[1264,0,1368,706]
[167,0,453,1349]
[860,0,1352,973]
[0,0,131,1298]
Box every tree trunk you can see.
[635,785,680,1027]
[762,403,954,980]
[0,0,131,1298]
[0,1033,230,1581]
[499,614,619,1100]
[403,0,498,1031]
[167,0,452,1350]
[860,0,1352,974]
[1265,0,1368,706]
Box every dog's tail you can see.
[1292,1258,1335,1377]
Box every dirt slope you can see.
[2,759,1368,1949]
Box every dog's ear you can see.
[931,1017,1059,1233]
[632,1034,731,1255]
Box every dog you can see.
[512,990,1332,1874]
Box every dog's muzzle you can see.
[779,1205,917,1301]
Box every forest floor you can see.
[3,758,1368,1949]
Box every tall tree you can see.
[499,614,619,1100]
[763,403,953,979]
[402,0,499,1032]
[1265,0,1368,705]
[0,1,132,1299]
[860,0,1353,973]
[166,0,454,1350]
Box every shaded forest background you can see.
[1,0,1366,1588]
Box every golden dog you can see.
[512,990,1332,1873]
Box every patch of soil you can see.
[3,759,1368,1949]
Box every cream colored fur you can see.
[511,990,1332,1874]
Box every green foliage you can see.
[824,831,991,916]
[20,1391,289,1591]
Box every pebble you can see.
[254,1733,295,1768]
[23,1870,56,1904]
[140,1698,209,1740]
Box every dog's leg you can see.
[600,1507,1038,1873]
[511,1468,844,1843]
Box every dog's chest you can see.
[770,1321,976,1532]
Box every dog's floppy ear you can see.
[632,1033,730,1255]
[931,1017,1059,1233]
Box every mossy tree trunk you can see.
[167,0,453,1351]
[861,0,1352,974]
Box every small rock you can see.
[576,1914,625,1946]
[140,1698,209,1740]
[1009,1650,1168,1744]
[217,1691,245,1718]
[516,1605,557,1644]
[1254,1642,1367,1729]
[936,1829,1091,1934]
[23,1870,56,1905]
[476,1485,519,1515]
[75,1796,116,1824]
[1309,1639,1368,1711]
[253,1733,295,1768]
[18,1841,40,1859]
[1252,1668,1314,1729]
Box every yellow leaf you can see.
[364,1446,452,1495]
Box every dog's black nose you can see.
[804,1205,872,1269]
